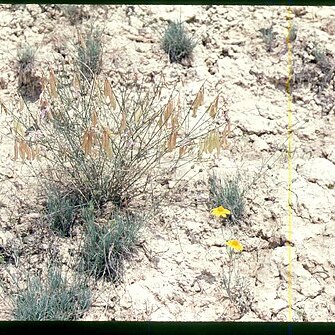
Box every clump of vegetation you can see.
[61,5,85,25]
[209,174,245,223]
[76,25,103,82]
[293,41,335,115]
[311,44,332,72]
[45,187,78,237]
[10,4,26,11]
[17,45,36,73]
[8,62,228,213]
[13,266,91,320]
[80,203,142,282]
[16,44,42,102]
[287,25,298,43]
[294,42,333,89]
[161,20,196,64]
[259,24,277,52]
[0,243,20,266]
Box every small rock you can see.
[229,99,275,135]
[299,158,335,188]
[294,263,324,297]
[250,134,269,151]
[292,175,334,224]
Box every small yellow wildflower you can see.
[225,240,243,252]
[211,206,231,218]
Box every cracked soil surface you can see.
[0,5,334,321]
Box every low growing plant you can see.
[259,25,277,52]
[76,25,103,82]
[16,44,42,102]
[222,240,252,314]
[222,240,243,299]
[45,187,78,237]
[12,266,91,320]
[220,239,251,316]
[61,4,85,25]
[81,204,142,282]
[17,45,36,73]
[161,19,196,64]
[293,41,335,115]
[211,207,252,316]
[209,174,245,223]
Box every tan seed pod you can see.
[92,110,98,128]
[102,128,113,157]
[179,145,188,157]
[167,131,177,152]
[73,73,81,91]
[18,140,26,160]
[198,139,205,157]
[171,115,178,131]
[31,146,37,160]
[214,131,221,155]
[49,69,58,98]
[14,121,25,138]
[19,97,24,112]
[25,142,32,161]
[220,121,231,148]
[158,114,163,127]
[82,130,92,155]
[77,30,86,48]
[40,76,48,92]
[207,132,213,153]
[104,79,117,110]
[164,99,174,124]
[134,109,142,125]
[209,95,219,119]
[191,84,205,117]
[203,135,209,154]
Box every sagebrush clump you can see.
[259,25,277,52]
[81,203,142,282]
[46,187,78,237]
[13,266,91,321]
[61,4,85,25]
[161,20,196,64]
[17,45,36,72]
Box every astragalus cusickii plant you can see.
[6,68,231,210]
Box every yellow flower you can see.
[225,240,243,252]
[211,206,231,218]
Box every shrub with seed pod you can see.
[7,66,231,213]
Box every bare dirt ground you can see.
[0,5,334,321]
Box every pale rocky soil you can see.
[0,4,335,321]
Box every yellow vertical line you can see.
[286,7,293,322]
